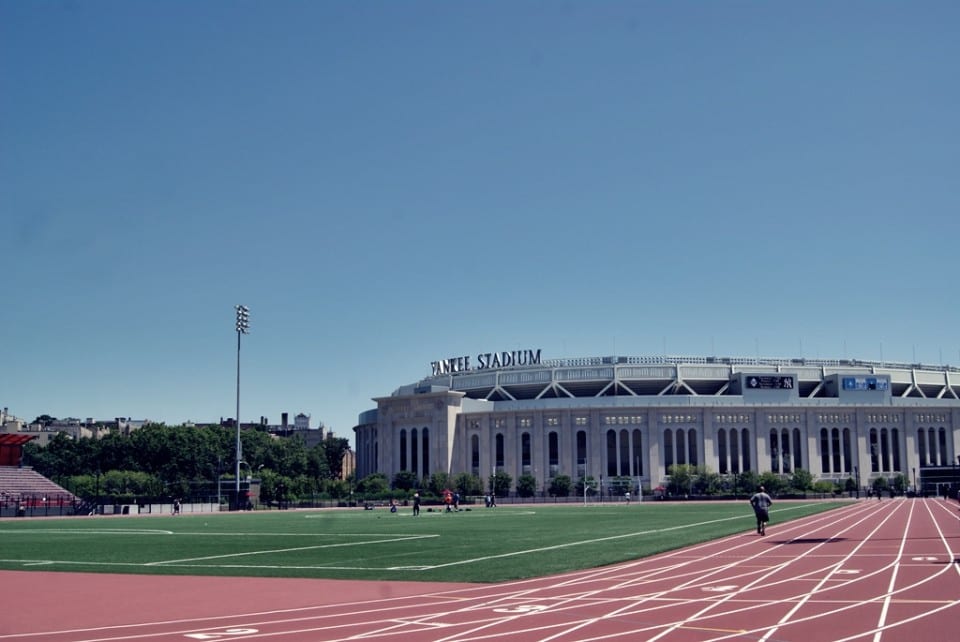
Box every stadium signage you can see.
[842,376,889,391]
[746,375,794,390]
[430,349,542,376]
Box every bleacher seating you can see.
[0,466,78,510]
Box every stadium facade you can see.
[353,351,960,493]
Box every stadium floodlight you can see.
[234,304,250,508]
[236,305,249,334]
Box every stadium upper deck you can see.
[404,355,960,402]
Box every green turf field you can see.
[0,501,849,583]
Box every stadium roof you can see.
[0,435,34,447]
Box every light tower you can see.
[234,304,250,508]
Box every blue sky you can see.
[2,1,958,443]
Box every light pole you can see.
[234,304,250,509]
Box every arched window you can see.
[576,430,587,478]
[792,428,802,471]
[688,429,698,466]
[842,428,852,474]
[632,429,643,476]
[938,428,948,468]
[495,433,505,468]
[880,428,890,472]
[619,430,630,476]
[780,428,790,473]
[400,429,408,471]
[891,428,901,472]
[718,429,728,474]
[421,428,429,476]
[548,432,559,478]
[820,428,829,474]
[730,429,740,474]
[769,428,780,473]
[411,429,419,476]
[664,430,675,471]
[831,428,841,473]
[740,429,751,472]
[606,430,617,477]
[471,434,480,476]
[676,429,687,466]
[521,432,532,474]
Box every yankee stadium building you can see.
[353,350,960,493]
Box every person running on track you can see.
[749,485,773,535]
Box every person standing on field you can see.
[749,486,772,535]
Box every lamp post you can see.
[216,456,222,509]
[234,304,250,509]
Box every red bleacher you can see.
[1,434,79,513]
[0,466,79,509]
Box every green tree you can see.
[737,470,759,493]
[516,473,538,498]
[812,480,836,494]
[548,474,573,497]
[698,470,723,495]
[491,472,512,497]
[872,476,890,494]
[319,436,351,481]
[667,464,695,496]
[355,473,389,496]
[306,447,330,489]
[608,476,631,496]
[325,479,351,499]
[575,476,598,496]
[392,471,419,491]
[453,472,482,496]
[758,471,787,495]
[428,472,453,496]
[891,473,909,494]
[790,469,814,492]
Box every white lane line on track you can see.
[396,510,855,642]
[414,505,873,642]
[753,498,912,642]
[156,500,959,642]
[518,503,875,642]
[512,502,889,642]
[695,499,959,642]
[417,505,869,642]
[872,498,913,642]
[15,500,954,642]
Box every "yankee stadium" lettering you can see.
[431,349,542,376]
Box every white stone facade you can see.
[354,355,960,492]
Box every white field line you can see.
[0,504,826,573]
[417,503,827,571]
[147,534,440,566]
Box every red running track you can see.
[1,498,958,642]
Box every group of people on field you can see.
[399,485,776,536]
[403,490,499,516]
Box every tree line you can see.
[22,423,351,505]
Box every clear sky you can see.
[2,1,958,444]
